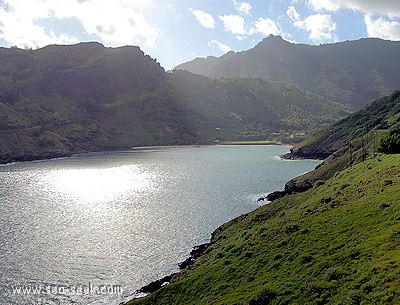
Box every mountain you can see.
[169,70,348,143]
[175,36,400,108]
[0,42,196,163]
[0,42,348,164]
[126,91,400,305]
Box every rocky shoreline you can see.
[131,243,211,297]
[280,150,328,161]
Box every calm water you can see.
[0,145,319,305]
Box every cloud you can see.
[0,2,78,47]
[233,0,252,15]
[294,14,337,41]
[287,6,301,21]
[365,15,400,40]
[249,18,280,36]
[219,14,246,35]
[189,9,215,29]
[287,5,337,42]
[306,0,340,12]
[0,0,160,48]
[307,0,400,18]
[210,39,233,53]
[306,0,400,40]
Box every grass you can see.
[127,153,400,305]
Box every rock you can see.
[178,243,209,270]
[178,257,195,269]
[280,148,330,160]
[266,191,287,201]
[284,180,313,194]
[139,273,177,294]
[321,197,332,204]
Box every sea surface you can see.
[0,145,320,305]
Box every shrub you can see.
[314,180,326,188]
[340,183,351,190]
[377,130,400,154]
[323,267,347,281]
[285,224,300,234]
[299,254,314,263]
[246,288,277,305]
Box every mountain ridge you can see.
[175,36,400,108]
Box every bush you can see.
[377,130,400,154]
[246,288,277,305]
[323,267,347,281]
[285,224,300,234]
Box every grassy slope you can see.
[128,153,400,305]
[290,90,400,159]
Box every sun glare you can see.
[44,165,154,205]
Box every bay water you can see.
[0,145,320,305]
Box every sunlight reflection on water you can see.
[43,165,155,205]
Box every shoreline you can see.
[0,142,294,166]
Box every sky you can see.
[0,0,399,70]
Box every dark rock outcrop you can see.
[178,243,209,270]
[266,191,286,201]
[136,243,210,296]
[266,179,314,202]
[138,273,177,294]
[281,148,331,160]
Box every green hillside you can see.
[175,36,400,108]
[268,90,400,197]
[170,70,348,143]
[0,43,348,164]
[281,90,400,192]
[289,90,400,159]
[127,152,400,305]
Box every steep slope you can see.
[175,36,400,108]
[127,153,400,305]
[0,43,196,163]
[0,43,349,164]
